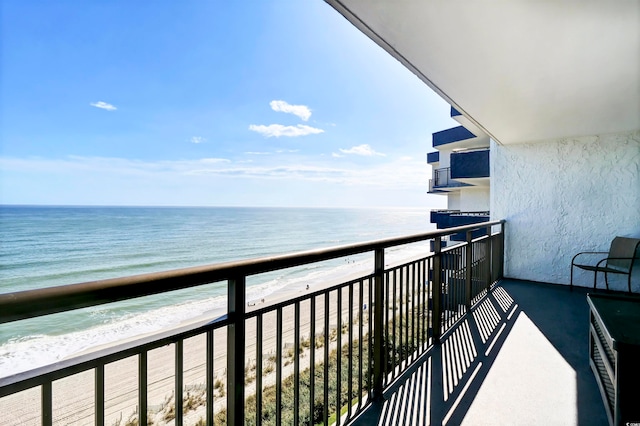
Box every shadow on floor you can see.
[349,279,608,426]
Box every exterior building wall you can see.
[438,149,451,169]
[447,192,460,210]
[459,187,490,212]
[491,130,640,290]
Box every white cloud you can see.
[190,136,206,144]
[270,100,312,121]
[249,124,324,138]
[332,152,344,158]
[90,101,117,111]
[245,151,271,155]
[338,144,386,157]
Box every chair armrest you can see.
[595,257,638,266]
[571,251,608,266]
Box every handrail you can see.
[0,220,504,324]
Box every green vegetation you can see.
[111,299,428,426]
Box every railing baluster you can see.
[294,301,300,426]
[398,267,403,374]
[368,276,373,401]
[405,265,410,361]
[323,292,330,425]
[206,329,214,425]
[486,225,492,289]
[175,340,183,426]
[276,307,282,426]
[432,236,442,343]
[336,288,342,426]
[411,262,416,359]
[227,275,246,426]
[256,314,263,426]
[358,280,364,408]
[373,248,384,399]
[42,381,52,426]
[384,270,391,382]
[310,296,316,425]
[348,282,354,420]
[139,352,147,426]
[96,364,104,426]
[393,269,398,377]
[466,230,473,311]
[420,259,426,348]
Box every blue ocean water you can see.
[0,205,434,377]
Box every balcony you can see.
[428,167,470,193]
[432,126,475,148]
[0,221,615,425]
[432,127,489,150]
[430,210,490,243]
[350,278,609,425]
[450,148,490,184]
[426,151,439,164]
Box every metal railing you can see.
[0,220,504,426]
[429,168,467,192]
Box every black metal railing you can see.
[428,168,468,192]
[0,220,504,426]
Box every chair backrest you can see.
[606,237,640,272]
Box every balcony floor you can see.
[350,279,609,426]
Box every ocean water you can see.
[0,206,434,377]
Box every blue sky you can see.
[1,1,453,208]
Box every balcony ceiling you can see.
[326,1,640,145]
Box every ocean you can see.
[0,205,434,378]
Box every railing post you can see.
[432,237,442,344]
[227,275,246,426]
[485,225,492,290]
[498,221,505,280]
[465,230,473,310]
[373,248,385,400]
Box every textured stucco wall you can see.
[491,131,640,290]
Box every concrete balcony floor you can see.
[351,279,609,426]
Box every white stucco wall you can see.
[447,192,460,210]
[459,187,490,212]
[491,130,640,290]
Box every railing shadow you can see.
[350,284,517,426]
[349,280,609,426]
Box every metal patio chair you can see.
[570,236,640,293]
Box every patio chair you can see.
[570,237,640,293]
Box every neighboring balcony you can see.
[430,209,491,241]
[432,126,489,150]
[428,167,469,193]
[426,151,439,164]
[450,148,490,186]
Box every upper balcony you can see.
[450,148,490,186]
[0,221,624,426]
[432,126,490,150]
[428,167,470,193]
[426,151,439,164]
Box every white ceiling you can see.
[326,1,640,145]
